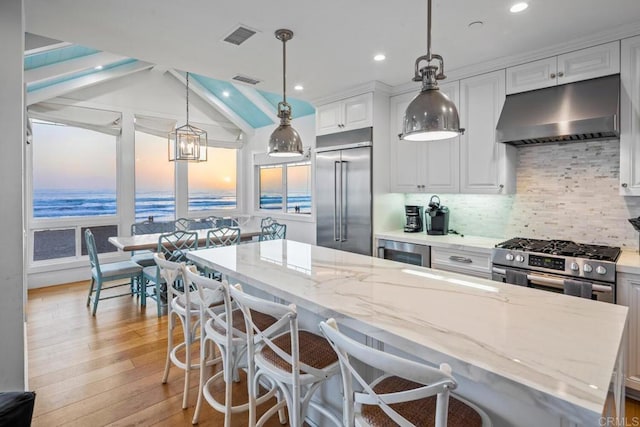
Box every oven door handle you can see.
[492,267,612,293]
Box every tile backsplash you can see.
[405,139,640,249]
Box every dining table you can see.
[186,238,627,427]
[108,227,262,252]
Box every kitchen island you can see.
[187,239,627,427]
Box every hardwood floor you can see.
[27,281,285,427]
[27,280,640,426]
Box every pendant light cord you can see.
[282,36,287,106]
[426,0,432,61]
[186,72,190,124]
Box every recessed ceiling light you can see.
[222,90,230,97]
[374,54,386,62]
[94,65,103,70]
[468,20,484,29]
[294,84,304,91]
[510,2,528,13]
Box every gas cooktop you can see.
[495,237,621,262]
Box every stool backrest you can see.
[259,222,286,241]
[319,319,457,427]
[182,266,229,334]
[154,253,188,306]
[206,226,241,248]
[157,230,198,263]
[85,229,101,277]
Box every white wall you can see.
[242,115,317,244]
[0,0,26,390]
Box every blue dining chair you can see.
[130,220,176,267]
[85,229,143,316]
[142,230,199,317]
[202,226,241,280]
[259,222,286,241]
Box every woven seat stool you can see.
[229,286,341,427]
[319,318,492,427]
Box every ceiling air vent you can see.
[223,26,257,46]
[232,74,261,85]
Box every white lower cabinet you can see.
[616,272,640,391]
[431,247,492,279]
[459,70,516,194]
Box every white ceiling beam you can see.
[231,82,276,122]
[27,60,154,105]
[167,69,255,137]
[25,51,131,85]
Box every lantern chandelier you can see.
[168,72,208,162]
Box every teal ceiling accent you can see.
[24,45,100,70]
[27,59,137,93]
[191,73,274,128]
[258,90,315,121]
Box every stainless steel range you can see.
[491,237,621,303]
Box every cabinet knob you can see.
[550,73,556,79]
[558,71,564,78]
[499,184,504,190]
[622,183,629,188]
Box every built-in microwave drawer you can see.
[377,239,430,267]
[431,247,491,279]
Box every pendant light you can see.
[168,72,207,162]
[400,0,463,141]
[268,29,303,157]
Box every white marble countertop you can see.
[375,229,503,253]
[617,250,640,274]
[187,240,627,426]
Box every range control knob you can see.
[583,264,593,273]
[596,266,607,275]
[515,255,525,263]
[570,262,580,271]
[505,253,514,261]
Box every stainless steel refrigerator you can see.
[316,128,372,256]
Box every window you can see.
[258,161,311,215]
[189,147,237,212]
[32,120,117,219]
[135,131,175,221]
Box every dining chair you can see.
[259,222,286,241]
[260,217,276,228]
[142,230,198,317]
[130,220,175,267]
[319,318,492,427]
[188,217,215,230]
[155,253,223,409]
[183,270,278,426]
[229,285,341,427]
[175,217,191,231]
[85,229,143,316]
[199,226,241,279]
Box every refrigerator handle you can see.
[341,160,347,242]
[334,161,340,242]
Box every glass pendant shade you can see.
[168,124,208,161]
[268,29,303,157]
[402,88,461,141]
[168,72,207,162]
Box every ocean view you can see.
[33,189,311,219]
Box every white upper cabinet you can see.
[506,42,620,94]
[620,35,640,195]
[389,81,460,193]
[316,92,373,135]
[460,70,516,194]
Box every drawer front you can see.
[431,247,491,279]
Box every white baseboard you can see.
[28,266,91,289]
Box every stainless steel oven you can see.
[491,266,614,303]
[377,239,430,267]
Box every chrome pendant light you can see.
[268,29,303,157]
[400,0,463,141]
[168,72,208,162]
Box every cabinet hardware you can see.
[558,71,564,78]
[550,73,556,79]
[499,184,504,189]
[450,256,473,264]
[622,183,629,188]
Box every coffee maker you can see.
[404,205,424,232]
[425,195,449,235]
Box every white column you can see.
[120,111,136,233]
[0,0,26,390]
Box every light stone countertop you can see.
[187,239,628,426]
[375,229,504,253]
[616,250,640,274]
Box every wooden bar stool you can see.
[319,318,492,427]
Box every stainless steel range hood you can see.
[496,74,620,146]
